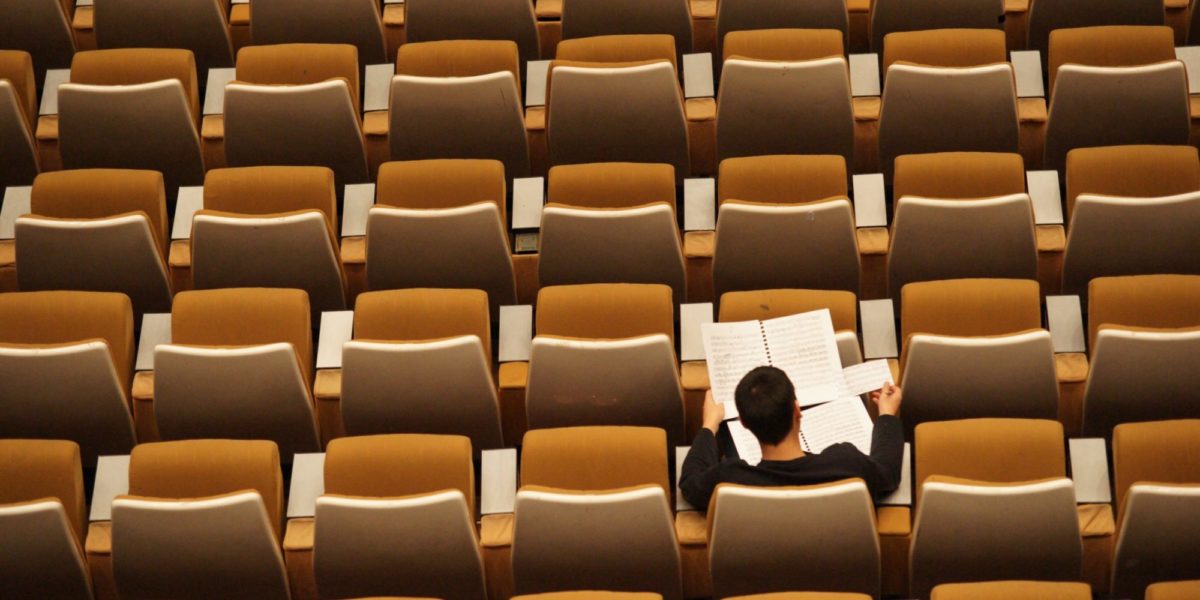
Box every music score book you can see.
[727,397,874,466]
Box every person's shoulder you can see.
[811,443,870,462]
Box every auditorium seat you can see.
[366,159,517,313]
[0,439,92,600]
[526,284,686,444]
[405,0,541,66]
[888,152,1036,297]
[539,162,686,299]
[0,0,76,77]
[869,0,1003,51]
[1027,0,1164,53]
[1110,420,1200,599]
[0,50,38,188]
[1064,145,1200,221]
[1146,580,1200,600]
[305,434,485,600]
[190,166,347,312]
[388,41,531,179]
[223,43,368,185]
[910,419,1082,599]
[715,0,849,64]
[338,289,505,450]
[510,426,680,599]
[250,0,388,65]
[1081,276,1200,435]
[15,168,173,313]
[150,288,320,460]
[1043,27,1188,172]
[0,291,136,465]
[108,439,288,600]
[708,480,880,598]
[55,49,205,194]
[930,580,1091,599]
[94,0,235,81]
[560,0,694,56]
[712,155,859,298]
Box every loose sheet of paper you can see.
[761,310,844,407]
[727,397,874,466]
[838,359,894,398]
[702,320,770,416]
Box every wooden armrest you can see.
[525,106,546,132]
[1018,98,1048,123]
[1004,0,1030,13]
[681,360,710,391]
[85,521,112,556]
[1036,225,1066,253]
[685,97,716,122]
[201,115,224,141]
[168,240,191,269]
[675,510,708,546]
[340,237,365,266]
[876,506,911,536]
[1055,353,1088,383]
[363,110,388,139]
[1078,504,1115,538]
[36,115,59,141]
[480,513,514,548]
[853,97,881,123]
[498,362,528,390]
[0,239,14,267]
[283,518,315,552]
[683,231,714,259]
[856,227,889,255]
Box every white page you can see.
[839,359,894,397]
[701,320,770,416]
[799,398,874,455]
[726,419,765,466]
[761,310,844,406]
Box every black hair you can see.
[734,365,797,446]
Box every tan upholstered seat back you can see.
[536,283,674,342]
[203,166,338,241]
[1082,327,1200,435]
[547,162,675,210]
[1047,26,1174,93]
[1112,419,1200,519]
[880,28,1006,72]
[0,439,85,540]
[716,0,849,62]
[1087,275,1200,351]
[562,0,693,56]
[718,155,848,206]
[94,0,235,77]
[404,0,540,66]
[324,434,476,515]
[1065,145,1200,218]
[521,426,669,494]
[235,43,360,105]
[377,159,507,217]
[1146,581,1200,600]
[930,581,1091,600]
[396,40,522,87]
[719,289,857,331]
[250,0,387,65]
[71,48,200,122]
[872,0,1004,53]
[723,29,843,62]
[914,418,1065,505]
[556,34,678,71]
[127,439,283,538]
[31,168,169,258]
[893,152,1025,201]
[1028,0,1164,54]
[899,278,1041,364]
[354,288,492,349]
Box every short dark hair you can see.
[734,366,797,446]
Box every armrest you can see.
[89,455,130,522]
[852,173,887,228]
[848,54,881,97]
[0,186,31,240]
[498,305,534,362]
[1069,438,1112,504]
[382,0,404,3]
[286,453,326,519]
[878,443,912,506]
[860,299,898,359]
[683,53,715,99]
[39,69,70,117]
[1027,170,1063,226]
[135,313,172,372]
[363,63,395,113]
[525,60,552,108]
[203,68,236,116]
[680,303,713,362]
[171,186,204,240]
[1046,295,1086,354]
[675,446,696,511]
[1176,46,1200,95]
[683,178,715,232]
[316,310,355,370]
[230,0,248,4]
[342,183,375,238]
[481,448,518,516]
[1010,51,1045,98]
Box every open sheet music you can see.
[727,398,874,466]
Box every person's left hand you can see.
[703,390,726,433]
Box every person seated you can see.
[680,365,904,510]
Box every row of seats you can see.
[5,23,1200,192]
[2,274,1197,464]
[2,418,1197,599]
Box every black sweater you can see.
[679,414,905,511]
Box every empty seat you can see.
[871,1,1004,52]
[709,480,880,598]
[340,289,504,450]
[1027,0,1164,53]
[250,0,387,65]
[1110,420,1200,599]
[1064,145,1200,222]
[153,288,320,460]
[225,44,368,185]
[930,581,1091,599]
[0,0,76,76]
[0,50,38,188]
[15,168,173,313]
[389,41,530,179]
[888,152,1036,297]
[57,49,205,194]
[1146,580,1200,600]
[712,155,859,298]
[899,277,1042,361]
[191,166,347,312]
[715,0,848,63]
[0,291,135,465]
[561,0,693,56]
[313,434,485,600]
[911,419,1080,599]
[366,159,517,313]
[1044,27,1187,172]
[94,0,235,79]
[718,288,864,367]
[514,426,679,598]
[539,162,686,299]
[405,0,540,66]
[0,439,91,600]
[111,439,288,600]
[880,28,1007,72]
[528,284,685,444]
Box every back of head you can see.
[735,366,796,446]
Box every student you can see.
[680,365,904,510]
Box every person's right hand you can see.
[870,381,902,416]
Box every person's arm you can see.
[862,382,905,495]
[679,391,726,511]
